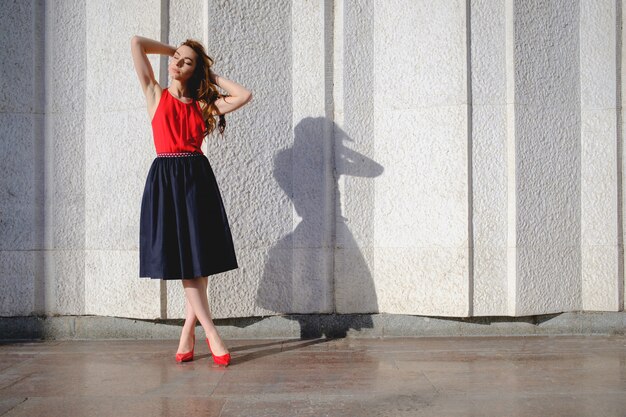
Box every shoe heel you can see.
[175,348,194,363]
[175,335,195,363]
[206,337,231,366]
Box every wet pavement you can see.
[0,335,624,416]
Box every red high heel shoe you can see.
[206,337,231,366]
[175,335,195,363]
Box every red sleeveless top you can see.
[151,87,207,154]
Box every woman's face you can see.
[168,45,198,83]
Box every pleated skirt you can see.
[139,152,238,279]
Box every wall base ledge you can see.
[0,312,624,341]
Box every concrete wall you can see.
[0,0,624,320]
[44,0,88,316]
[0,0,44,316]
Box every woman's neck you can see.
[168,81,191,98]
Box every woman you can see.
[130,35,252,366]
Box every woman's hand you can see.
[208,69,218,85]
[209,71,253,116]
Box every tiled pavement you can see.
[0,335,625,416]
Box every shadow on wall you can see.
[255,117,384,338]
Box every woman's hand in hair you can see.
[208,71,253,116]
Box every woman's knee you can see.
[182,278,200,288]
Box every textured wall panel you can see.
[470,0,509,315]
[190,1,293,318]
[84,0,162,318]
[371,0,469,316]
[169,0,203,47]
[334,0,470,316]
[0,1,38,114]
[43,0,87,315]
[334,0,381,315]
[0,114,39,252]
[84,250,157,318]
[0,251,37,316]
[514,0,582,315]
[0,0,42,315]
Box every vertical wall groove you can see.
[33,0,47,314]
[40,0,55,314]
[465,0,474,317]
[159,0,170,320]
[332,0,344,313]
[617,0,625,311]
[324,0,336,312]
[159,0,170,88]
[504,0,517,315]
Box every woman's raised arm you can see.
[209,72,253,116]
[130,36,176,97]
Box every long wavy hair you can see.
[179,39,227,139]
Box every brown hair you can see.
[179,39,227,139]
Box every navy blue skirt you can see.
[139,152,238,279]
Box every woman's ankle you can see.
[206,331,227,347]
[205,327,221,340]
[180,326,196,339]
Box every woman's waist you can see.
[155,151,204,158]
[152,138,204,155]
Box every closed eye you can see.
[173,55,192,65]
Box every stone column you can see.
[580,0,622,312]
[83,0,163,318]
[0,0,44,316]
[43,0,88,315]
[511,0,582,315]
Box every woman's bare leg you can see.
[177,293,197,354]
[182,277,229,356]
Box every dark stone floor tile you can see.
[231,348,397,370]
[219,398,321,417]
[212,366,436,397]
[0,397,27,416]
[0,396,225,417]
[220,393,471,417]
[0,354,38,373]
[0,353,224,398]
[462,393,622,417]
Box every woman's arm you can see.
[130,35,176,96]
[210,71,253,116]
